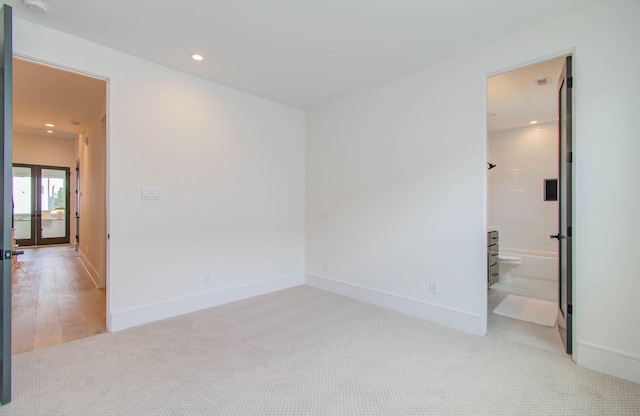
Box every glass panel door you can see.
[38,167,70,244]
[11,164,70,246]
[12,165,35,246]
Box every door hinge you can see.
[567,77,573,88]
[567,226,572,237]
[567,152,573,163]
[568,304,573,315]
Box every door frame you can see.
[482,48,576,358]
[13,54,111,331]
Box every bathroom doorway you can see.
[486,55,571,353]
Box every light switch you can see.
[141,187,160,200]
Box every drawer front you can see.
[489,263,500,286]
[487,231,499,245]
[488,243,499,266]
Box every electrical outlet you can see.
[323,211,330,221]
[429,280,439,294]
[204,273,212,285]
[322,261,329,272]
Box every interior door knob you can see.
[550,234,564,240]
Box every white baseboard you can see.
[77,250,103,289]
[110,273,305,332]
[305,273,483,335]
[576,341,640,384]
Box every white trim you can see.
[13,52,110,82]
[77,250,102,289]
[482,65,489,336]
[305,274,483,335]
[576,341,640,384]
[486,48,576,78]
[109,273,305,332]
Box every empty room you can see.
[0,0,638,414]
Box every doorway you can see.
[12,164,70,247]
[11,57,108,353]
[485,55,571,354]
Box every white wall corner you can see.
[305,273,484,335]
[109,273,305,332]
[576,341,640,384]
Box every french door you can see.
[12,164,70,246]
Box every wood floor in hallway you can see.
[11,245,106,355]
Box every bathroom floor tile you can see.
[488,275,564,354]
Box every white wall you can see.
[13,132,77,242]
[11,0,640,384]
[13,18,307,331]
[76,111,107,288]
[488,122,558,255]
[306,0,640,383]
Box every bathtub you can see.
[500,248,558,281]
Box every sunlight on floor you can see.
[11,245,106,355]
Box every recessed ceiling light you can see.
[191,53,204,61]
[46,130,53,134]
[45,123,55,127]
[529,120,539,124]
[71,120,80,126]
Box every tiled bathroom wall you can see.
[488,122,558,255]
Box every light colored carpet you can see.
[493,294,558,327]
[1,286,639,415]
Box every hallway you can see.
[11,246,106,355]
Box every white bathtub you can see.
[501,248,558,281]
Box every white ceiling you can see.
[5,0,599,110]
[487,56,566,132]
[13,58,106,139]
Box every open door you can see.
[0,4,12,405]
[553,56,573,354]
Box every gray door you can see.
[0,4,12,405]
[555,56,573,354]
